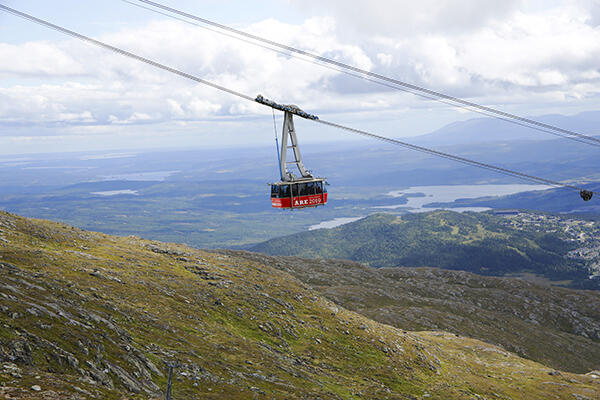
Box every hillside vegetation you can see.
[0,211,598,399]
[251,211,600,289]
[222,250,600,374]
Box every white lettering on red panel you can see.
[293,196,323,207]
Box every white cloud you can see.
[300,1,600,104]
[0,41,86,77]
[57,111,95,123]
[577,0,600,26]
[0,17,361,133]
[289,0,525,35]
[1,1,600,150]
[187,98,221,117]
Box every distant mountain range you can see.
[412,110,600,145]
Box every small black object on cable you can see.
[580,190,594,201]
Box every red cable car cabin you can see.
[271,178,327,209]
[259,95,327,209]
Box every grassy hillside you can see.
[222,251,600,374]
[0,211,598,398]
[251,211,600,289]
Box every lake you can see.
[379,184,552,211]
[91,190,139,196]
[309,217,362,230]
[310,184,552,230]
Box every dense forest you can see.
[252,211,600,289]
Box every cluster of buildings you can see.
[496,211,600,279]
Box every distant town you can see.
[498,211,600,279]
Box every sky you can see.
[1,0,599,154]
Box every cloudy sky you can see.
[1,0,599,154]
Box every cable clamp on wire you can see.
[255,94,319,120]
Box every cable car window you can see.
[281,184,290,198]
[291,184,298,196]
[306,182,315,195]
[271,185,278,198]
[315,181,322,194]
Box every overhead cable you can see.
[315,119,586,190]
[0,4,594,197]
[122,0,600,148]
[0,5,254,103]
[126,0,600,147]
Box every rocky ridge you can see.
[221,250,600,374]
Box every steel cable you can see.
[127,0,600,147]
[0,4,594,197]
[122,0,600,148]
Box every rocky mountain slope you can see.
[221,250,600,374]
[251,211,600,290]
[0,210,599,399]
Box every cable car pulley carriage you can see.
[256,95,328,209]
